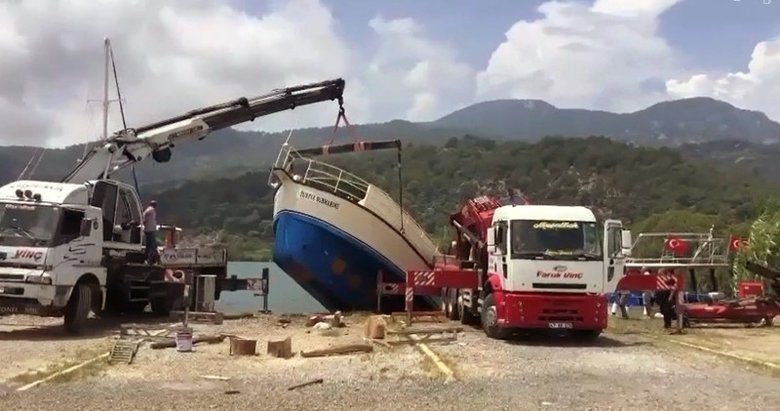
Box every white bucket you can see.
[175,328,193,352]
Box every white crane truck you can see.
[0,79,346,333]
[443,196,632,339]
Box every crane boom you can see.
[62,78,346,184]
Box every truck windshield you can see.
[510,220,601,259]
[0,203,59,246]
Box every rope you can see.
[397,146,405,234]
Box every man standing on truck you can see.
[143,200,159,265]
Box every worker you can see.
[641,266,654,318]
[143,200,159,265]
[611,289,630,319]
[654,271,678,329]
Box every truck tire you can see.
[458,291,479,325]
[446,288,459,321]
[481,293,510,339]
[150,283,185,316]
[151,296,175,316]
[64,284,92,335]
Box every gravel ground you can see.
[0,313,778,410]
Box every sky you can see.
[0,0,779,148]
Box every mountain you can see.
[2,96,779,188]
[433,97,780,146]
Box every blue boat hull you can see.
[272,210,434,312]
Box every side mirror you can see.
[621,229,633,256]
[80,218,93,237]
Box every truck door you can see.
[489,220,508,278]
[90,181,118,241]
[602,219,625,292]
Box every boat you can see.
[268,139,441,312]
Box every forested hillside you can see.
[150,135,775,259]
[4,96,780,188]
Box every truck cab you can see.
[0,180,106,326]
[0,179,229,334]
[485,205,629,295]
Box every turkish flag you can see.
[665,235,689,255]
[729,235,746,252]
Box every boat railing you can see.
[624,232,731,268]
[271,143,371,202]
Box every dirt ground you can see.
[0,311,778,410]
[608,307,780,367]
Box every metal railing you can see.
[625,232,731,268]
[270,143,371,202]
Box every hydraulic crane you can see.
[62,78,346,183]
[0,78,347,334]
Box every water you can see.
[214,261,326,314]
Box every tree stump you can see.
[364,315,387,339]
[267,336,293,359]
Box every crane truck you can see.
[0,78,346,334]
[441,195,631,339]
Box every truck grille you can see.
[0,274,25,282]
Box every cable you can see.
[109,41,141,197]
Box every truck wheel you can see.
[64,284,92,335]
[125,301,148,314]
[150,296,174,316]
[151,283,185,316]
[458,291,478,325]
[446,289,460,321]
[481,293,509,340]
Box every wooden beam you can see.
[300,343,373,358]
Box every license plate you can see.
[548,322,572,329]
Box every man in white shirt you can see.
[143,200,159,264]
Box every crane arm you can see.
[62,78,346,184]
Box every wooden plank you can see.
[386,336,456,346]
[387,326,463,335]
[300,343,373,358]
[150,334,226,349]
[408,334,455,382]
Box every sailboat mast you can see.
[101,37,110,141]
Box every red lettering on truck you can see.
[537,271,583,279]
[14,249,43,261]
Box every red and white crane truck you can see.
[438,195,631,339]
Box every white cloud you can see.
[0,0,359,147]
[476,0,681,112]
[666,38,780,120]
[363,16,474,122]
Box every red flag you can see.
[728,235,746,252]
[665,235,689,255]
